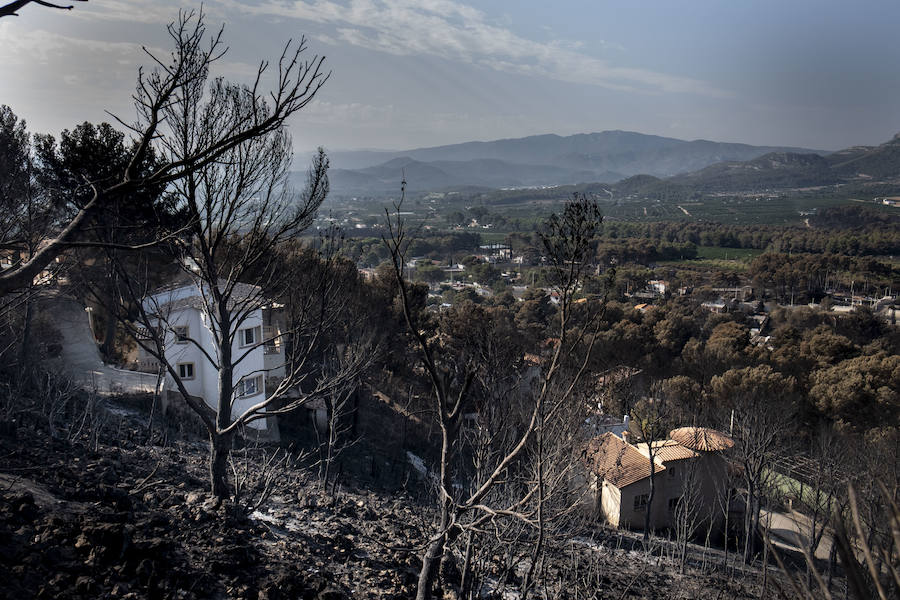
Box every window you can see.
[668,497,682,512]
[633,494,649,512]
[177,363,195,380]
[236,375,262,398]
[239,326,260,347]
[174,325,189,344]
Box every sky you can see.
[2,0,900,158]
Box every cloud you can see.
[0,20,262,137]
[302,99,396,126]
[225,0,728,97]
[70,0,178,24]
[0,25,148,68]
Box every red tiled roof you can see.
[584,432,664,489]
[639,440,699,463]
[669,427,734,452]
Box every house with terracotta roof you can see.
[583,426,734,532]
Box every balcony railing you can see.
[263,325,280,354]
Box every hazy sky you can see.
[2,0,900,156]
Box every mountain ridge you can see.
[324,130,826,194]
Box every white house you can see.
[647,280,669,295]
[137,281,285,437]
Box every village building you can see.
[712,286,754,302]
[583,426,734,533]
[647,280,669,295]
[478,243,512,261]
[701,297,736,313]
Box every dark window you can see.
[174,326,189,343]
[178,362,194,379]
[240,327,258,347]
[634,494,649,511]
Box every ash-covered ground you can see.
[0,393,766,599]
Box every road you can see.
[761,508,833,560]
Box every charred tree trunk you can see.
[417,499,454,600]
[210,430,234,499]
[211,301,234,499]
[321,394,335,490]
[722,488,731,570]
[521,410,545,600]
[417,409,462,600]
[101,302,118,360]
[459,531,474,600]
[743,479,757,564]
[17,292,33,372]
[644,460,657,542]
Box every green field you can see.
[768,471,833,514]
[594,196,855,225]
[479,232,510,243]
[655,246,764,271]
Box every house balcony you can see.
[263,325,280,355]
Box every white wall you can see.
[227,310,267,429]
[157,296,269,431]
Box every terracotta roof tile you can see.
[584,432,663,489]
[641,440,699,463]
[669,427,734,452]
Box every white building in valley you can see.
[136,281,285,437]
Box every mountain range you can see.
[664,133,900,192]
[323,130,825,194]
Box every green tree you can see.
[445,210,466,226]
[810,352,900,430]
[36,121,166,359]
[705,321,749,369]
[417,263,446,287]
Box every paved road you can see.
[43,294,159,395]
[761,508,833,560]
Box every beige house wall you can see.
[616,476,673,530]
[689,453,731,530]
[597,453,731,533]
[600,480,623,527]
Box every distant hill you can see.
[324,130,822,194]
[828,134,900,179]
[668,152,836,191]
[662,134,900,193]
[461,133,900,208]
[329,156,611,193]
